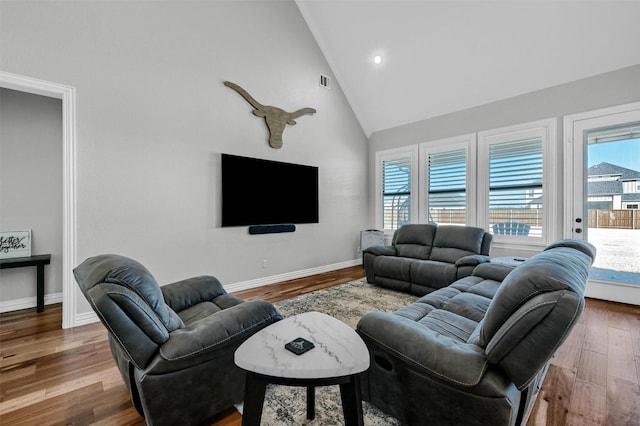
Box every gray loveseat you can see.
[356,239,595,426]
[363,224,493,295]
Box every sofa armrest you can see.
[471,263,514,282]
[161,276,227,313]
[89,284,167,369]
[455,254,491,267]
[357,312,488,387]
[150,300,282,373]
[363,245,397,257]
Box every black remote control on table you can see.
[285,337,315,355]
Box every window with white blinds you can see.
[479,118,555,241]
[382,157,412,229]
[375,119,555,244]
[428,149,467,225]
[488,137,543,236]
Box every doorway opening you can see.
[0,71,77,328]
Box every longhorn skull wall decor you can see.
[224,81,316,149]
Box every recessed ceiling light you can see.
[373,55,383,65]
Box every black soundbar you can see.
[248,224,296,234]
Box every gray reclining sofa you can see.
[363,224,493,296]
[357,239,596,426]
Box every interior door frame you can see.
[0,71,78,328]
[563,101,640,305]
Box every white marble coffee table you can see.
[234,311,370,426]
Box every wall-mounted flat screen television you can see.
[221,154,319,227]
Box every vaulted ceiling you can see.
[296,1,640,136]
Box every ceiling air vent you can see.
[319,74,331,89]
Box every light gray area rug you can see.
[253,278,417,425]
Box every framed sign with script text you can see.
[0,230,32,259]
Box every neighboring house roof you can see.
[622,193,640,202]
[588,162,640,180]
[588,180,623,196]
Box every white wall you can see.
[0,1,369,317]
[368,65,640,256]
[0,88,63,309]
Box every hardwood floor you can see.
[1,266,638,425]
[526,297,640,426]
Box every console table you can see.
[0,254,51,312]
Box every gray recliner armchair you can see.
[73,254,282,426]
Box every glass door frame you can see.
[563,101,640,305]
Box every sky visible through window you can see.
[588,138,640,170]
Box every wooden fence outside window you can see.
[423,208,640,230]
[588,209,640,229]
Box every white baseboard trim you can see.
[74,311,100,326]
[71,258,362,327]
[585,279,640,306]
[223,259,361,293]
[0,292,63,313]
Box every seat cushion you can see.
[391,274,500,346]
[177,294,245,325]
[357,273,503,388]
[410,260,457,290]
[178,301,222,325]
[408,275,499,325]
